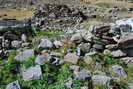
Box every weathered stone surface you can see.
[128,83,133,89]
[111,50,126,57]
[64,53,79,64]
[74,69,91,81]
[38,39,53,49]
[92,75,112,86]
[70,65,80,72]
[15,49,34,62]
[93,44,104,50]
[79,43,91,53]
[50,51,63,57]
[81,86,89,89]
[21,34,27,42]
[65,79,74,88]
[35,55,51,65]
[111,65,127,78]
[81,31,94,42]
[22,65,42,81]
[6,80,21,89]
[11,40,21,48]
[118,33,133,49]
[53,41,63,48]
[83,53,93,64]
[71,33,83,44]
[121,57,133,65]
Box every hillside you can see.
[0,0,133,89]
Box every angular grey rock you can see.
[21,34,27,42]
[79,43,91,53]
[124,48,133,57]
[6,80,21,89]
[83,53,93,64]
[81,86,89,89]
[53,41,63,48]
[65,79,74,88]
[121,57,133,65]
[15,49,34,62]
[92,24,111,35]
[93,44,104,50]
[74,69,91,81]
[81,30,94,42]
[35,55,51,65]
[111,65,127,78]
[11,40,21,48]
[111,50,126,57]
[71,33,83,44]
[118,33,133,49]
[50,51,63,57]
[92,75,112,86]
[70,65,80,72]
[116,18,133,32]
[128,83,133,89]
[64,53,79,64]
[38,39,53,49]
[22,65,42,81]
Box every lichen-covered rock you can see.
[38,39,53,49]
[110,65,127,78]
[79,43,91,53]
[22,65,42,81]
[81,30,94,42]
[92,75,113,87]
[15,49,34,62]
[74,69,91,81]
[6,81,21,89]
[81,86,89,89]
[71,33,83,44]
[118,33,133,49]
[65,79,74,88]
[11,40,21,48]
[64,53,79,64]
[111,50,126,57]
[35,55,51,65]
[53,41,63,48]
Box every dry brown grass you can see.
[81,0,133,8]
[0,9,34,21]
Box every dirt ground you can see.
[0,9,34,21]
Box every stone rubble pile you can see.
[6,18,133,89]
[30,4,87,31]
[0,19,33,58]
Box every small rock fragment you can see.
[64,53,79,64]
[6,80,21,89]
[15,49,34,62]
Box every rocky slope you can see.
[0,1,133,89]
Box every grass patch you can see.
[35,31,64,38]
